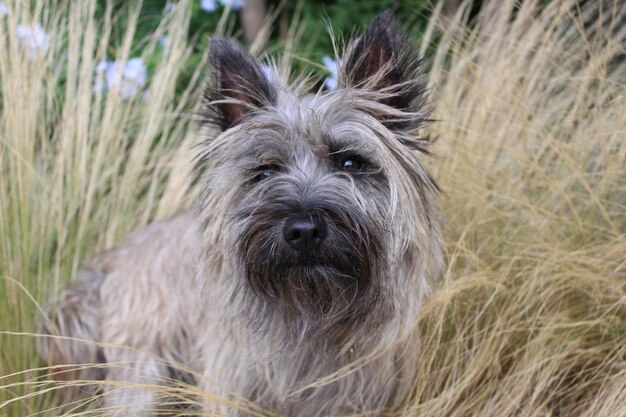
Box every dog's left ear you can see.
[340,10,427,127]
[201,37,276,131]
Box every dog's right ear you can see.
[201,37,276,131]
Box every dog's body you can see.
[42,11,445,416]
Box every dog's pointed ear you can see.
[201,37,276,131]
[340,10,426,113]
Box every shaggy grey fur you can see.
[41,10,445,417]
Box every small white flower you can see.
[163,2,176,13]
[322,56,339,90]
[0,2,9,17]
[219,0,245,10]
[93,57,147,99]
[16,23,48,59]
[123,58,147,81]
[200,0,217,12]
[120,58,147,98]
[159,35,170,49]
[93,61,112,93]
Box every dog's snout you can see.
[283,214,327,251]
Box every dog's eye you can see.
[340,156,367,174]
[252,164,279,182]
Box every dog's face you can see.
[197,12,442,336]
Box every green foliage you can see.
[276,0,431,57]
[98,0,433,95]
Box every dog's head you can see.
[196,11,444,337]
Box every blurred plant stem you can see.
[242,0,267,46]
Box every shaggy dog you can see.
[41,10,445,416]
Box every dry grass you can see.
[1,0,624,416]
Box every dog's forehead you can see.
[235,89,385,166]
[272,92,328,145]
[272,90,378,150]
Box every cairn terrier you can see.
[41,10,444,417]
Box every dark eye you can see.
[252,164,279,182]
[340,156,367,174]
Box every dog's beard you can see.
[238,205,383,334]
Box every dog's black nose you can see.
[283,214,327,251]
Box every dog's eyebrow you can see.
[325,135,376,157]
[236,134,290,164]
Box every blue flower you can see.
[163,2,176,13]
[93,58,147,99]
[260,64,279,83]
[200,0,217,12]
[93,61,114,94]
[0,2,8,17]
[219,0,245,10]
[322,56,339,90]
[201,0,246,13]
[16,24,48,60]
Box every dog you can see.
[41,10,445,416]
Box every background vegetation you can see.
[93,0,435,95]
[0,0,624,415]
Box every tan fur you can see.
[41,11,445,417]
